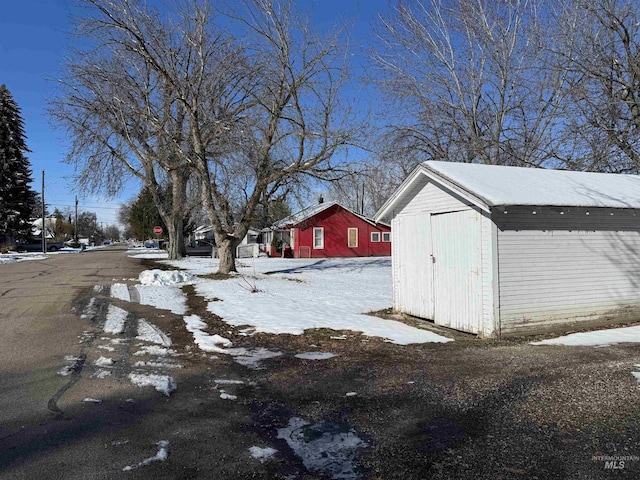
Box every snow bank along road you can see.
[1,248,640,479]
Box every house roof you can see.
[376,161,640,223]
[272,200,378,229]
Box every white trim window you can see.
[348,228,358,248]
[313,227,324,249]
[371,232,380,243]
[382,232,391,242]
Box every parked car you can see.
[14,238,65,252]
[186,239,216,256]
[64,240,87,250]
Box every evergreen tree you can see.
[0,84,36,240]
[129,186,166,240]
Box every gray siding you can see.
[496,208,640,334]
[494,206,640,231]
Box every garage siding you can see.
[496,209,640,334]
[481,214,496,336]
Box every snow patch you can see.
[134,345,176,357]
[249,446,278,463]
[81,297,98,319]
[110,283,131,301]
[220,392,237,401]
[139,269,194,286]
[181,315,282,368]
[104,305,128,334]
[137,319,172,346]
[58,356,83,376]
[82,398,102,403]
[94,356,114,367]
[277,417,367,479]
[123,440,169,471]
[128,373,176,396]
[183,314,232,352]
[92,369,112,379]
[128,251,169,260]
[230,348,283,369]
[135,285,188,315]
[214,379,245,385]
[531,325,640,347]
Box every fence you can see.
[236,243,260,258]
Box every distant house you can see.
[376,161,640,338]
[30,217,57,239]
[191,224,262,258]
[264,201,391,258]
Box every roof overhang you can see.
[374,164,491,224]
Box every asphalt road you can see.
[0,248,284,480]
[0,249,142,426]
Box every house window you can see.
[348,228,358,248]
[382,232,391,242]
[371,232,380,242]
[313,227,324,249]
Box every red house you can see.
[264,201,391,258]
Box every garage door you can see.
[394,213,434,319]
[431,209,483,333]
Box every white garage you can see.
[375,161,640,337]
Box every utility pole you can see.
[41,170,46,254]
[74,196,78,242]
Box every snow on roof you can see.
[272,201,377,229]
[273,201,338,228]
[423,161,640,209]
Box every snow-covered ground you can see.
[0,244,113,264]
[0,252,49,263]
[160,256,452,345]
[530,324,640,347]
[530,323,640,385]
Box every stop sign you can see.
[153,226,163,235]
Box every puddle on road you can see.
[277,417,367,479]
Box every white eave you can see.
[374,163,491,224]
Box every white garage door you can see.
[431,209,483,333]
[394,213,434,319]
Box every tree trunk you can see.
[165,217,185,260]
[217,237,240,274]
[163,170,188,260]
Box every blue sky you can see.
[0,0,391,227]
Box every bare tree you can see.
[551,0,640,173]
[49,0,242,259]
[325,160,404,217]
[191,0,362,273]
[52,0,362,270]
[373,0,570,168]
